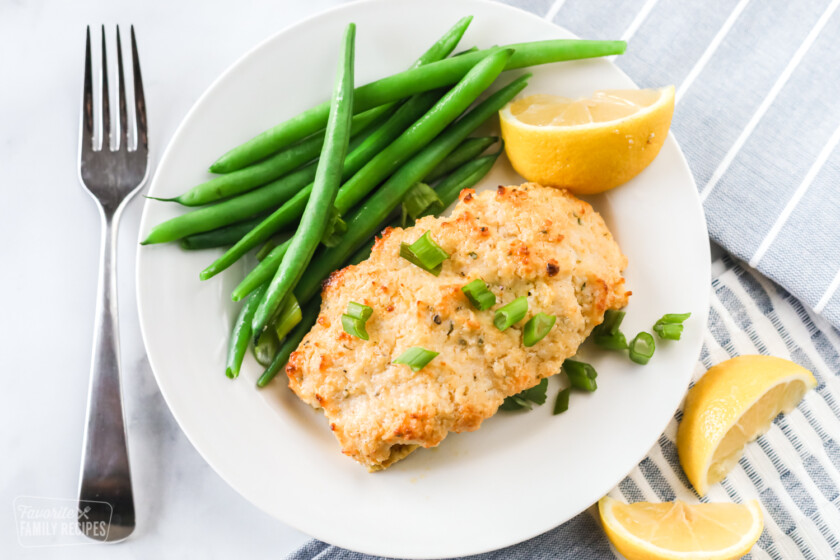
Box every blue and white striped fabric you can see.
[538,0,840,329]
[290,1,840,557]
[289,256,840,559]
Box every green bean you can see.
[453,46,479,57]
[201,91,441,281]
[295,73,529,305]
[198,21,477,273]
[251,23,357,336]
[225,283,267,379]
[423,136,497,182]
[330,53,510,216]
[211,35,624,172]
[231,130,481,299]
[233,239,291,300]
[179,216,266,250]
[256,237,282,261]
[170,106,391,207]
[141,162,315,245]
[142,109,396,246]
[211,16,474,172]
[432,144,503,206]
[231,56,517,302]
[256,298,320,388]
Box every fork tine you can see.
[115,26,128,151]
[130,26,148,152]
[100,26,110,151]
[82,26,94,151]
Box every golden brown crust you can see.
[287,183,630,471]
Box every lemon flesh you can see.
[499,86,674,194]
[599,496,763,560]
[677,355,816,496]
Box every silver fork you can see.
[77,25,148,542]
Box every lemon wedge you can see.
[677,355,817,496]
[499,86,674,194]
[599,496,763,560]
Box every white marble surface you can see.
[0,1,353,557]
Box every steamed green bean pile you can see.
[141,16,626,385]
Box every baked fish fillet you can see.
[287,183,630,471]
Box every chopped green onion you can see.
[321,207,347,248]
[653,312,691,340]
[499,395,532,411]
[253,330,279,367]
[654,323,683,340]
[346,301,373,321]
[592,309,628,350]
[494,296,528,331]
[401,182,444,226]
[341,315,369,340]
[553,387,571,415]
[341,301,373,340]
[461,278,496,310]
[658,312,692,323]
[523,313,556,347]
[274,294,302,341]
[393,346,439,372]
[468,251,478,259]
[563,359,598,392]
[499,378,548,411]
[596,331,628,350]
[399,231,450,275]
[521,378,548,405]
[629,331,655,364]
[598,309,625,334]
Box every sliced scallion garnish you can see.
[321,206,347,248]
[629,332,655,364]
[399,231,449,276]
[253,330,279,367]
[654,323,683,340]
[341,315,369,340]
[393,346,439,372]
[553,387,571,415]
[523,313,556,347]
[346,301,373,321]
[401,182,444,226]
[493,296,528,331]
[653,312,691,340]
[499,395,532,411]
[563,359,598,392]
[461,278,496,311]
[659,312,692,323]
[499,378,548,411]
[592,309,628,350]
[274,295,302,341]
[341,301,373,340]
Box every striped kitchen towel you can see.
[532,0,840,330]
[288,255,840,559]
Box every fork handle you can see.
[78,209,135,542]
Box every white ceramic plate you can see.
[137,1,710,557]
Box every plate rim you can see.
[136,0,711,556]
